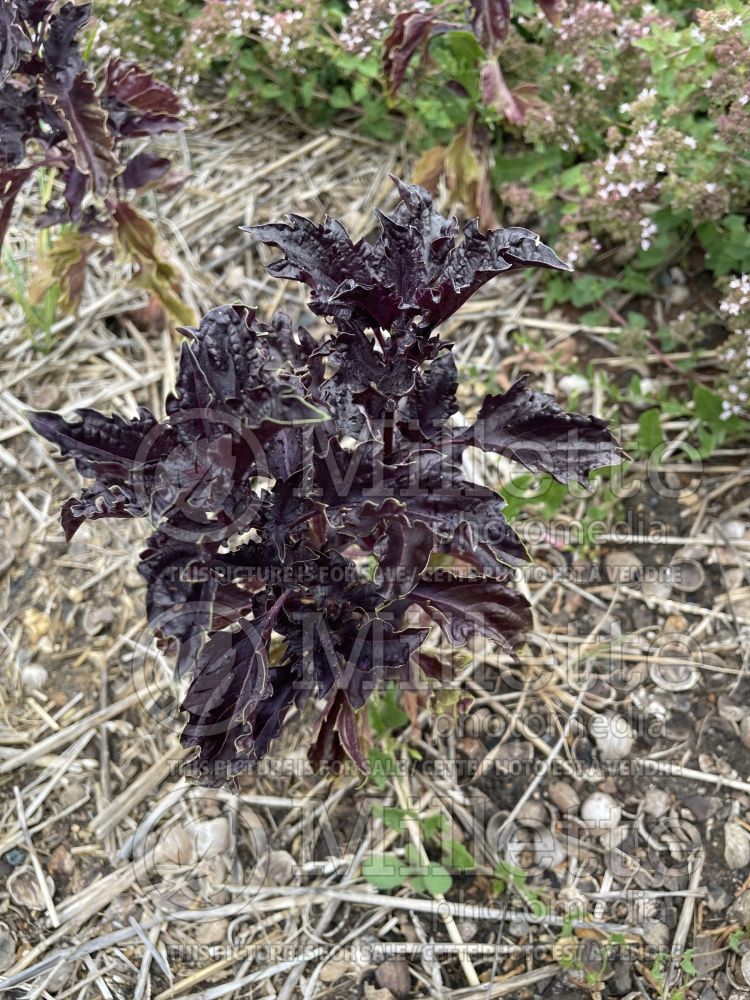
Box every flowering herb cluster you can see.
[31,180,621,783]
[92,0,750,304]
[517,2,750,281]
[0,0,190,321]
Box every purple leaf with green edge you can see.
[319,330,415,437]
[102,59,183,138]
[138,532,219,677]
[308,690,349,770]
[337,619,429,710]
[47,72,118,194]
[169,305,261,409]
[457,375,624,485]
[246,213,378,328]
[172,305,326,422]
[414,219,570,331]
[337,699,367,771]
[181,613,298,784]
[470,0,512,53]
[324,444,527,571]
[262,426,304,481]
[122,151,171,190]
[181,608,278,741]
[410,572,531,649]
[258,470,318,561]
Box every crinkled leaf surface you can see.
[457,375,624,484]
[248,178,569,341]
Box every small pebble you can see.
[194,919,229,945]
[642,787,671,818]
[717,695,746,723]
[729,889,750,927]
[693,933,724,976]
[193,817,230,859]
[641,571,672,602]
[683,795,724,823]
[8,867,54,910]
[741,952,750,988]
[722,519,747,540]
[517,800,547,824]
[258,850,297,886]
[581,792,621,832]
[559,374,590,395]
[669,557,705,594]
[548,781,580,814]
[706,883,732,913]
[641,919,670,948]
[725,822,750,870]
[590,713,635,761]
[455,920,477,941]
[649,656,697,692]
[20,664,48,691]
[603,550,642,585]
[375,958,411,1000]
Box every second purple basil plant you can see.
[31,179,621,784]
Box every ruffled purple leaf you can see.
[61,481,145,541]
[102,58,183,136]
[248,177,569,339]
[410,572,531,650]
[28,405,159,479]
[47,72,119,194]
[457,375,624,484]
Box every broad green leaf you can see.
[637,408,664,456]
[362,853,407,891]
[445,839,476,870]
[409,861,453,896]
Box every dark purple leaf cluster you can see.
[0,0,183,247]
[31,179,621,784]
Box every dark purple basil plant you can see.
[0,0,186,316]
[30,178,621,784]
